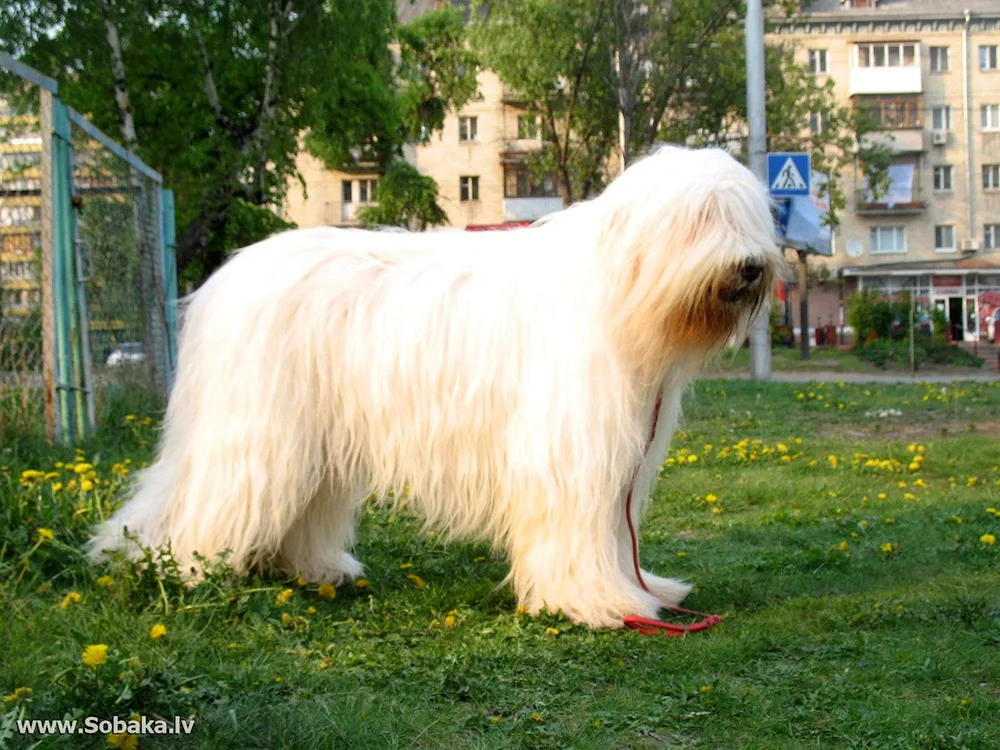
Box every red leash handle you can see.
[623,390,724,637]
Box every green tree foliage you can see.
[1,0,476,284]
[356,161,447,231]
[472,0,892,230]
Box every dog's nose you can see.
[740,258,765,285]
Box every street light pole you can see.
[745,0,771,379]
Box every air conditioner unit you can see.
[960,237,979,251]
[931,130,949,146]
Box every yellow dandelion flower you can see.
[407,573,426,589]
[884,517,895,524]
[73,463,93,474]
[687,454,698,463]
[490,716,502,724]
[296,576,307,587]
[913,478,926,488]
[677,551,688,558]
[124,415,136,421]
[275,588,295,605]
[81,480,94,492]
[444,615,458,629]
[60,591,82,609]
[399,562,413,569]
[97,576,114,587]
[545,627,560,636]
[106,732,138,750]
[981,534,997,546]
[959,697,973,707]
[149,624,167,640]
[904,493,916,501]
[530,712,544,723]
[355,578,370,588]
[51,482,63,492]
[704,493,718,503]
[82,644,108,667]
[877,493,887,500]
[37,527,54,542]
[907,443,917,453]
[699,685,713,693]
[227,642,241,650]
[307,606,317,615]
[317,583,337,600]
[838,541,849,551]
[2,687,32,704]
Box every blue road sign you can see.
[767,152,811,197]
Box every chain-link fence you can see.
[0,54,177,444]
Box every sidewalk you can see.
[704,370,1000,384]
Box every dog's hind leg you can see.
[275,472,365,585]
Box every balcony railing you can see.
[855,186,925,215]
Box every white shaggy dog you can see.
[90,146,779,629]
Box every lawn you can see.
[705,346,880,375]
[2,380,1000,749]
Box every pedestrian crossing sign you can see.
[767,152,811,196]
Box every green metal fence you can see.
[0,53,178,444]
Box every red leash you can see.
[622,391,724,637]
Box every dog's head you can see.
[594,146,786,378]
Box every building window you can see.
[808,111,830,134]
[517,114,539,139]
[984,164,1000,190]
[460,176,480,201]
[982,104,1000,131]
[985,223,1000,249]
[504,165,558,198]
[980,45,998,71]
[933,165,953,191]
[870,226,907,254]
[934,225,955,252]
[808,49,827,74]
[856,95,922,128]
[341,180,352,203]
[855,43,917,68]
[931,106,951,131]
[929,46,949,73]
[458,116,478,142]
[357,179,378,203]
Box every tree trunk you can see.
[100,0,138,153]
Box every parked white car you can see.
[106,342,145,367]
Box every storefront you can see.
[841,260,1000,343]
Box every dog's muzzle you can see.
[720,258,768,303]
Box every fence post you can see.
[39,89,58,443]
[159,188,178,390]
[50,98,75,443]
[51,97,92,442]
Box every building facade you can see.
[281,67,561,232]
[771,0,1000,342]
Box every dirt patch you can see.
[827,420,1000,441]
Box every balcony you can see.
[860,129,928,154]
[850,65,922,96]
[504,196,563,223]
[855,186,925,216]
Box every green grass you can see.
[706,345,880,374]
[2,380,1000,749]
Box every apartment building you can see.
[0,106,43,320]
[281,66,561,232]
[772,0,1000,342]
